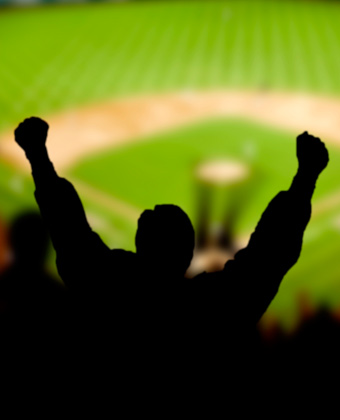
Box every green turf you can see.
[1,1,340,131]
[0,163,37,217]
[69,117,337,224]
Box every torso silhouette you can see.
[33,162,313,363]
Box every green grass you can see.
[1,1,340,132]
[0,163,37,217]
[70,117,339,222]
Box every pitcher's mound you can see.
[196,159,249,186]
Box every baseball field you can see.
[1,0,340,330]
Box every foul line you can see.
[72,177,142,222]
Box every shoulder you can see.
[192,258,235,281]
[108,249,137,269]
[110,249,136,260]
[190,268,229,286]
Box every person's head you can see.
[9,210,49,268]
[135,204,195,277]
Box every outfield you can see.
[1,0,340,329]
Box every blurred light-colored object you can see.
[196,159,249,186]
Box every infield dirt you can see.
[2,89,340,172]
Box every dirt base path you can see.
[2,89,340,172]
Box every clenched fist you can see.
[297,131,329,177]
[14,117,49,157]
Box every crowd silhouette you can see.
[0,116,334,399]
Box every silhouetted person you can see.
[13,117,328,373]
[0,210,68,347]
[0,214,9,275]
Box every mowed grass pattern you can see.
[1,1,340,131]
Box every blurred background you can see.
[1,0,340,334]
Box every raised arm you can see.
[223,132,329,324]
[14,117,109,287]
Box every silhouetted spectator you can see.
[13,118,328,377]
[0,210,68,347]
[0,215,9,315]
[0,214,9,274]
